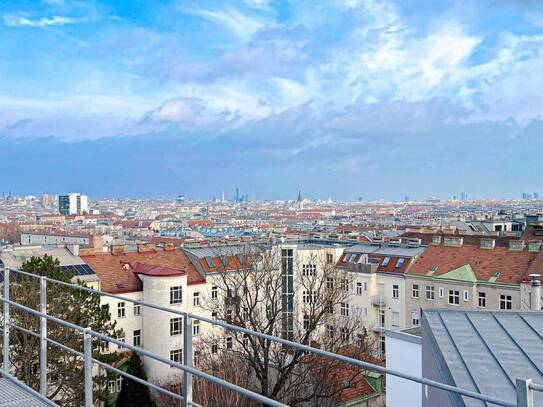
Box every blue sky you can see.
[1,0,543,200]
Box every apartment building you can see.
[81,243,207,381]
[336,240,425,357]
[404,235,543,329]
[58,193,88,215]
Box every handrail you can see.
[0,267,533,407]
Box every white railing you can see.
[0,267,538,407]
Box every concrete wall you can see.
[385,330,422,407]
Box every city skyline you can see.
[1,0,543,199]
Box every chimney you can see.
[137,243,155,253]
[508,240,526,251]
[530,274,541,310]
[90,234,103,250]
[528,241,542,253]
[66,243,79,256]
[431,236,442,245]
[164,242,175,251]
[444,237,463,247]
[480,239,495,250]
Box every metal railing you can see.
[0,266,539,407]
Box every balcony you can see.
[371,294,387,306]
[372,323,386,333]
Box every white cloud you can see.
[180,7,267,41]
[244,0,273,11]
[2,14,84,27]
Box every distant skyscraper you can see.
[534,192,540,199]
[522,193,533,200]
[461,192,467,201]
[58,193,88,215]
[176,194,185,203]
[235,187,240,203]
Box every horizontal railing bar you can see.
[530,382,543,392]
[93,359,184,402]
[6,322,185,403]
[0,368,58,406]
[2,268,517,407]
[90,330,287,407]
[0,295,286,407]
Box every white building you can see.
[58,193,89,215]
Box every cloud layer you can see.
[1,0,543,199]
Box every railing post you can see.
[2,268,9,371]
[516,378,534,407]
[84,328,93,407]
[183,314,193,407]
[39,276,47,395]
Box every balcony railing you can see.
[371,294,387,306]
[0,267,539,407]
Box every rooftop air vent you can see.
[528,241,542,253]
[431,236,442,245]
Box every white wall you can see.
[386,331,422,407]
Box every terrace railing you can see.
[0,267,539,407]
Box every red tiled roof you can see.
[133,262,185,277]
[82,248,205,293]
[306,345,383,404]
[408,243,538,284]
[198,255,248,274]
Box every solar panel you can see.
[61,264,95,276]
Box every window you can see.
[340,302,349,317]
[364,282,368,291]
[326,325,335,339]
[118,331,125,346]
[463,290,469,302]
[303,290,317,304]
[439,287,444,298]
[108,376,123,393]
[412,284,419,299]
[396,258,405,268]
[392,311,400,327]
[326,253,334,264]
[411,311,420,326]
[382,257,391,267]
[117,302,125,319]
[193,292,200,307]
[448,290,460,305]
[193,320,200,336]
[170,317,183,336]
[326,277,334,289]
[302,264,317,276]
[242,333,249,347]
[500,294,512,310]
[212,310,218,319]
[478,292,486,308]
[133,304,141,316]
[425,286,434,300]
[211,285,218,299]
[226,336,233,350]
[133,329,141,347]
[380,334,386,356]
[340,327,349,341]
[303,314,310,330]
[325,301,334,314]
[211,343,218,354]
[392,284,399,299]
[340,279,349,292]
[170,349,182,364]
[101,304,109,316]
[170,286,183,305]
[194,350,201,367]
[356,282,363,295]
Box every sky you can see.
[1,0,543,200]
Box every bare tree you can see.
[193,243,379,406]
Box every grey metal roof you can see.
[0,246,85,269]
[0,377,57,406]
[423,309,543,407]
[345,244,425,258]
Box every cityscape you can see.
[2,0,543,406]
